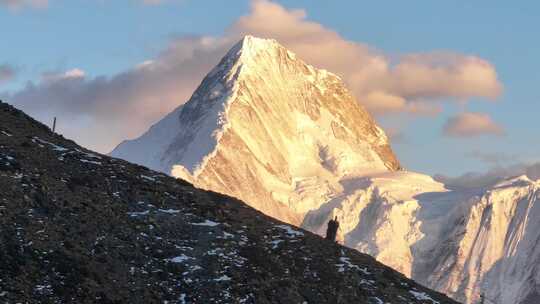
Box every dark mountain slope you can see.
[0,101,457,303]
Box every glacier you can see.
[111,36,540,304]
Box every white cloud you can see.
[229,0,502,114]
[63,68,85,79]
[443,112,504,137]
[41,68,86,84]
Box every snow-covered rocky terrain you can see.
[112,36,540,304]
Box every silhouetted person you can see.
[325,216,340,242]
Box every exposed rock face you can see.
[112,36,400,226]
[0,101,456,303]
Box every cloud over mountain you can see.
[443,112,504,137]
[2,0,503,153]
[232,1,502,113]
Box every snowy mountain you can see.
[111,35,540,304]
[112,35,400,225]
[303,172,540,304]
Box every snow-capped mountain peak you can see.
[112,35,400,224]
[236,35,280,59]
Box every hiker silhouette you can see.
[325,216,340,242]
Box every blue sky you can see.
[1,0,539,177]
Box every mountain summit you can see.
[112,35,400,224]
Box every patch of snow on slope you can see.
[168,254,192,263]
[409,290,440,304]
[192,220,220,227]
[275,224,304,238]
